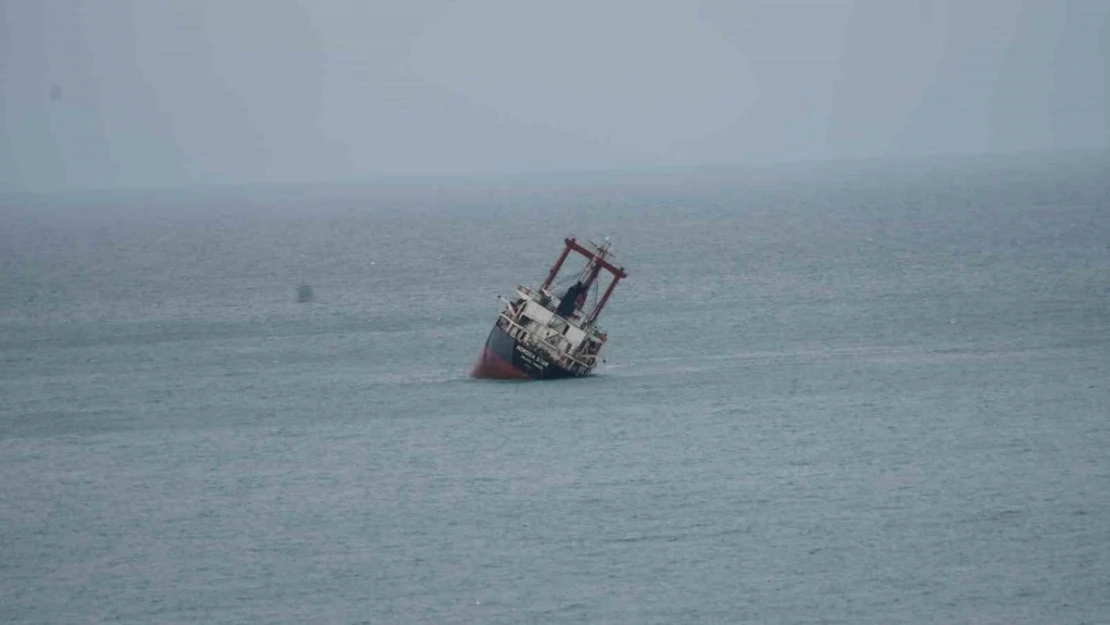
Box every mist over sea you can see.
[2,152,1108,624]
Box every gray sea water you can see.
[2,153,1109,624]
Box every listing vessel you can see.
[471,236,628,380]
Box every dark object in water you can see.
[472,236,627,380]
[296,284,314,303]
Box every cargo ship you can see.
[471,236,628,380]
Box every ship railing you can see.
[502,289,593,334]
[497,312,595,372]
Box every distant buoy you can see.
[296,284,314,303]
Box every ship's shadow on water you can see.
[467,373,603,384]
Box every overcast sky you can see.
[1,0,1107,193]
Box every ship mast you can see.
[540,236,627,325]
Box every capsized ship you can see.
[472,236,628,380]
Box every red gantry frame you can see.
[540,237,628,326]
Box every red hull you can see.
[471,346,530,380]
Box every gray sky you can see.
[1,0,1107,193]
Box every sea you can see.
[1,151,1108,624]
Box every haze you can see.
[2,0,1107,194]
